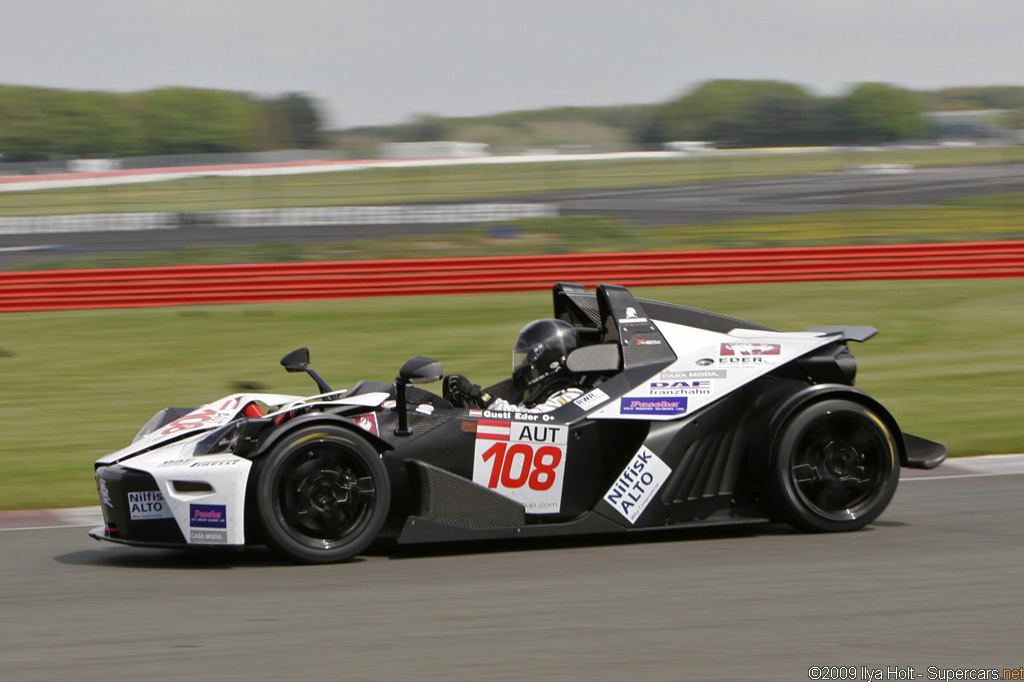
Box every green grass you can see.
[13,198,1024,272]
[1,279,1022,510]
[5,146,1024,218]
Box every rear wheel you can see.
[254,425,390,563]
[768,399,899,532]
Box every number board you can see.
[472,419,568,515]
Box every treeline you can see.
[354,81,1023,151]
[4,81,1022,162]
[0,86,323,161]
[641,80,926,147]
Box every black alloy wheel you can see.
[769,399,899,532]
[255,425,390,563]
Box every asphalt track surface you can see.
[3,162,1024,268]
[3,461,1024,682]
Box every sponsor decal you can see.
[353,412,379,436]
[620,397,688,416]
[574,388,610,411]
[158,459,191,468]
[98,479,113,508]
[649,380,712,396]
[660,369,727,380]
[189,504,227,529]
[696,358,714,367]
[715,342,783,368]
[482,409,552,423]
[415,404,435,416]
[720,342,780,356]
[604,447,672,524]
[472,420,568,514]
[159,397,242,437]
[632,335,662,346]
[128,490,174,520]
[618,307,648,324]
[189,529,228,544]
[188,459,241,468]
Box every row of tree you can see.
[3,81,1022,161]
[640,80,927,147]
[0,86,322,161]
[380,83,1024,151]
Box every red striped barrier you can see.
[2,240,1022,312]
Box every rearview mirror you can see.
[280,347,333,394]
[397,356,443,385]
[394,357,442,438]
[280,347,311,373]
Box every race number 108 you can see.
[479,442,561,491]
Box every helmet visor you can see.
[513,343,543,374]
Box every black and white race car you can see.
[91,283,945,563]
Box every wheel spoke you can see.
[272,442,378,544]
[809,479,850,511]
[791,463,819,484]
[353,476,375,499]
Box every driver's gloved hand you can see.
[444,374,491,408]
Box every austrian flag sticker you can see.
[476,419,511,441]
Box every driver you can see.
[445,319,583,413]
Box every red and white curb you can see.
[2,454,1021,532]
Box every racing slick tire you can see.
[254,425,390,564]
[767,399,899,533]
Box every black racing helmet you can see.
[512,319,580,402]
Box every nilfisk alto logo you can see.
[604,447,672,524]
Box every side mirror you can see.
[280,347,333,395]
[281,347,311,373]
[397,356,443,385]
[394,356,442,436]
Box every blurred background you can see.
[1,79,1023,269]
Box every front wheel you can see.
[254,425,390,563]
[767,399,899,532]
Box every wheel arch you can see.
[761,384,907,473]
[250,412,393,462]
[249,418,393,564]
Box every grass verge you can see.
[5,146,1024,218]
[1,278,1021,510]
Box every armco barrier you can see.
[1,240,1022,312]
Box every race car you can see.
[90,282,946,563]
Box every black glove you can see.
[444,374,491,408]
